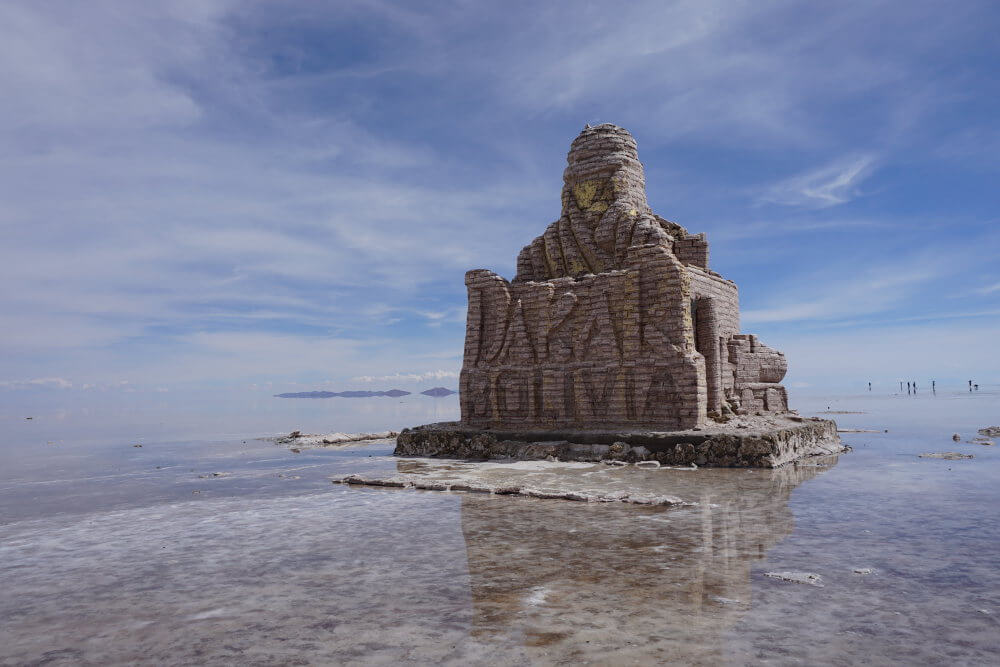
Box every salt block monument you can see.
[397,124,842,467]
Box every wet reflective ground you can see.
[1,390,998,665]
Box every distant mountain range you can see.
[420,387,457,397]
[274,387,457,399]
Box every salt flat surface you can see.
[1,390,999,665]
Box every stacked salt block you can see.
[460,124,789,430]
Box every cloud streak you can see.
[0,377,73,390]
[758,154,879,208]
[351,370,459,384]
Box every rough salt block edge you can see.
[275,431,399,446]
[332,475,691,506]
[763,571,825,587]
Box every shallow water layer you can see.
[1,390,998,665]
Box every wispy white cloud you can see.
[0,377,73,390]
[705,217,892,242]
[778,319,1000,385]
[827,309,1000,328]
[757,154,879,209]
[976,282,1000,295]
[742,263,939,325]
[352,370,459,384]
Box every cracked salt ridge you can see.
[711,596,742,605]
[764,571,824,587]
[332,454,828,506]
[919,452,975,460]
[333,473,691,506]
[334,474,690,506]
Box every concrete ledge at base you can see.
[394,417,843,468]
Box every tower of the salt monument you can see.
[397,124,842,467]
[460,123,788,429]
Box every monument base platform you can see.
[395,416,843,468]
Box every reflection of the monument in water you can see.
[442,456,840,663]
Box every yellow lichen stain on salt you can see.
[572,179,612,213]
[611,175,627,197]
[572,180,599,210]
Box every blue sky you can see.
[2,0,998,400]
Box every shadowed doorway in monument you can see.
[693,296,724,416]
